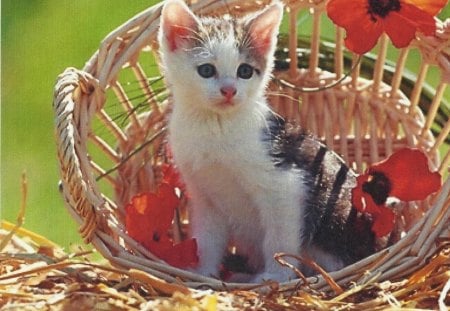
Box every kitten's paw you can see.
[225,272,254,283]
[251,271,292,284]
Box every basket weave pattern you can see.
[53,0,450,291]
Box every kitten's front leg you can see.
[189,194,229,278]
[253,221,300,283]
[251,185,303,283]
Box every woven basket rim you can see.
[53,0,450,292]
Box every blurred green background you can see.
[1,1,449,250]
[1,0,160,249]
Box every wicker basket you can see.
[53,0,450,292]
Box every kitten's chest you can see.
[169,112,268,171]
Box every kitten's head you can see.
[158,0,283,115]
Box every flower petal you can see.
[159,239,199,268]
[156,183,180,213]
[163,163,179,186]
[383,12,418,48]
[345,19,384,54]
[327,0,368,28]
[327,0,384,54]
[370,148,442,201]
[400,3,437,35]
[125,184,181,258]
[403,0,448,15]
[371,206,395,237]
[383,2,438,48]
[125,194,154,245]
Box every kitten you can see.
[158,0,375,282]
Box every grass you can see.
[1,1,449,250]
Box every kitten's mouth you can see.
[217,99,236,108]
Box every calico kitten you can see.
[158,0,375,282]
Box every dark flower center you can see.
[152,231,160,242]
[367,0,401,20]
[362,171,392,205]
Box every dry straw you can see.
[53,0,450,294]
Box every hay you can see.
[1,174,449,309]
[0,223,449,310]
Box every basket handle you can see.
[53,68,106,242]
[415,18,450,84]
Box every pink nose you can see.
[220,86,237,100]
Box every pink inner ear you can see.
[247,4,283,56]
[166,25,192,52]
[162,1,198,52]
[250,33,272,56]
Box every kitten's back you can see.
[264,116,376,265]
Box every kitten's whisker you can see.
[263,107,284,136]
[173,24,210,48]
[253,101,279,136]
[253,105,270,132]
[240,32,253,50]
[264,104,284,122]
[273,56,362,93]
[266,91,301,103]
[181,34,205,46]
[96,126,167,181]
[100,85,168,128]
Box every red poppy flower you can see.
[125,184,198,268]
[326,0,448,54]
[162,163,186,193]
[352,148,442,237]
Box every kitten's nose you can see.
[220,86,237,101]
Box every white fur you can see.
[159,0,305,282]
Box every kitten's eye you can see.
[197,63,216,78]
[237,63,254,79]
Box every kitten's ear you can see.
[246,2,283,57]
[160,0,199,52]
